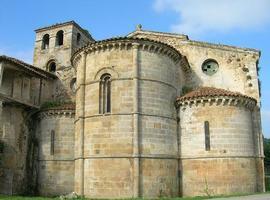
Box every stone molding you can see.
[75,77,178,93]
[94,67,119,80]
[74,112,177,124]
[177,96,257,110]
[185,40,260,55]
[71,37,183,66]
[181,155,264,160]
[38,109,75,119]
[70,155,262,160]
[127,30,260,54]
[127,29,188,40]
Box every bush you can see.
[265,175,270,191]
[0,140,4,153]
[181,86,193,95]
[41,101,72,110]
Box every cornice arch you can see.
[94,67,119,80]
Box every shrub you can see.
[0,140,4,153]
[181,86,193,95]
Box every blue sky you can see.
[0,0,269,137]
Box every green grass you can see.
[0,193,268,200]
[265,175,270,191]
[0,196,56,200]
[0,195,209,200]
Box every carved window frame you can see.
[99,73,111,114]
[42,34,50,50]
[50,130,55,155]
[204,121,210,151]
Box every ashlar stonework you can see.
[0,21,264,198]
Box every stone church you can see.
[0,21,265,198]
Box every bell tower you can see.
[33,21,94,101]
[33,21,94,72]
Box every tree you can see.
[264,138,270,174]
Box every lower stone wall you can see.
[37,110,75,196]
[82,158,179,198]
[141,158,178,198]
[38,161,74,196]
[0,105,29,195]
[181,158,258,197]
[83,158,133,198]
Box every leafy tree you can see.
[264,137,270,191]
[264,137,270,173]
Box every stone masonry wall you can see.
[34,24,74,71]
[139,51,180,197]
[179,103,260,196]
[34,24,93,103]
[129,31,260,101]
[37,111,74,196]
[74,40,183,198]
[0,105,29,194]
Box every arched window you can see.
[76,33,81,45]
[47,61,56,72]
[55,30,64,46]
[50,130,55,155]
[42,34,50,49]
[204,121,210,151]
[99,74,111,114]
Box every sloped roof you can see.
[128,29,260,54]
[177,87,256,102]
[0,55,57,79]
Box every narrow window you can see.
[99,74,111,114]
[204,121,210,151]
[50,130,55,155]
[55,30,64,46]
[48,61,56,72]
[42,34,50,49]
[76,33,81,45]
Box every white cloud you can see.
[0,47,33,64]
[154,0,270,35]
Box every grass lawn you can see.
[0,195,212,200]
[0,193,268,200]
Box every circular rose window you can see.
[202,59,219,76]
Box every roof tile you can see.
[0,55,56,79]
[177,87,256,102]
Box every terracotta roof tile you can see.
[177,87,256,102]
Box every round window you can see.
[202,59,219,76]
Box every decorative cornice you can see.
[177,96,257,110]
[127,29,260,55]
[185,40,260,55]
[71,37,182,66]
[38,103,75,119]
[179,56,191,73]
[127,29,189,40]
[176,87,257,110]
[38,109,75,119]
